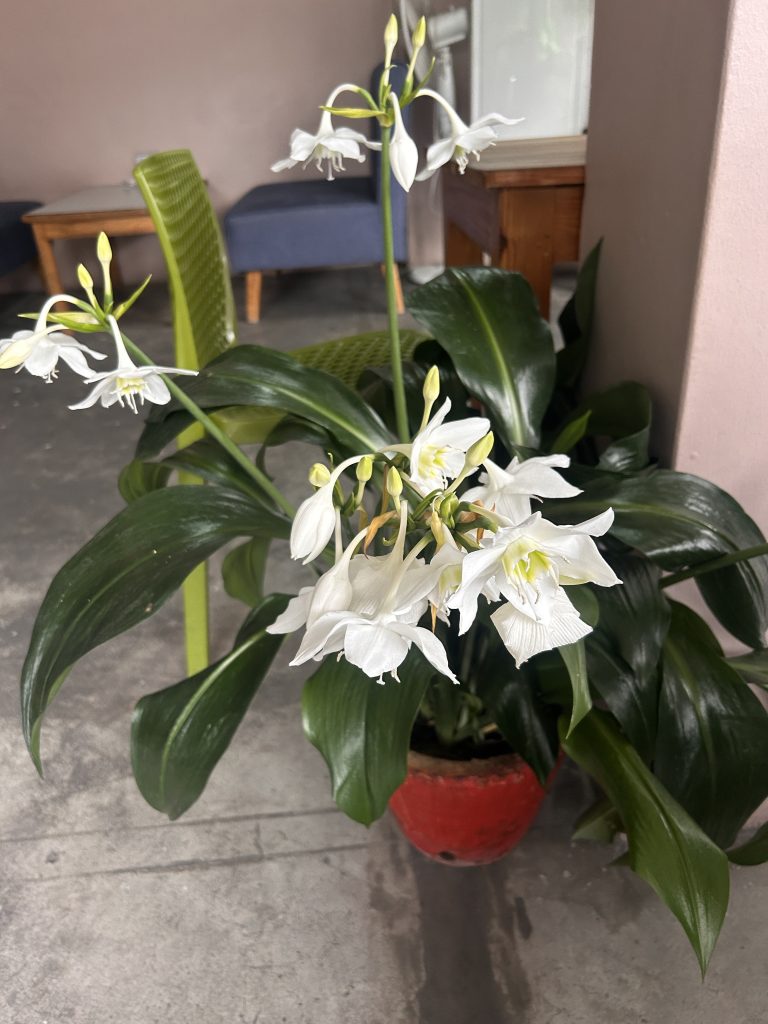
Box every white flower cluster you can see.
[269,371,621,684]
[270,16,522,192]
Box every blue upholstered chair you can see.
[0,202,39,278]
[225,66,409,322]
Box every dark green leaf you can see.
[301,652,429,825]
[550,410,591,455]
[559,640,591,736]
[588,551,670,761]
[21,486,290,768]
[563,710,729,975]
[728,821,768,866]
[136,344,393,458]
[477,664,559,784]
[162,438,270,504]
[118,459,171,504]
[556,240,601,389]
[559,381,652,471]
[655,602,768,847]
[567,585,600,626]
[572,796,623,843]
[727,649,768,688]
[222,537,270,606]
[407,268,556,449]
[131,595,289,818]
[544,469,768,647]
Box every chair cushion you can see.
[225,178,390,273]
[0,201,39,277]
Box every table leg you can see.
[445,219,485,267]
[32,225,64,297]
[499,188,556,319]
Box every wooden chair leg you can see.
[380,263,406,315]
[245,270,262,323]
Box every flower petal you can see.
[491,589,591,667]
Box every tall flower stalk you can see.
[380,116,409,443]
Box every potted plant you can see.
[4,15,768,976]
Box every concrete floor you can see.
[1,268,766,1024]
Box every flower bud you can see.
[308,463,331,488]
[465,431,494,468]
[387,466,403,498]
[439,494,459,524]
[384,13,398,51]
[356,455,373,482]
[97,232,113,265]
[77,263,94,291]
[423,365,440,404]
[412,15,426,50]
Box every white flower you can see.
[69,316,196,415]
[0,293,106,381]
[425,527,466,623]
[271,84,380,181]
[387,93,419,192]
[388,397,489,493]
[415,89,523,179]
[449,509,621,665]
[0,328,105,382]
[462,454,581,523]
[290,455,365,564]
[276,504,457,685]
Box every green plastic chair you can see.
[133,149,418,672]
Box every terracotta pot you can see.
[389,748,551,866]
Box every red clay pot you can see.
[389,749,551,866]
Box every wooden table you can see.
[22,185,156,295]
[443,163,585,318]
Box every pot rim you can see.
[406,747,528,780]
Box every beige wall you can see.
[673,0,768,515]
[1,0,393,287]
[580,0,732,456]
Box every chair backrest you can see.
[369,64,410,262]
[133,150,237,369]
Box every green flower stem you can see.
[121,333,295,519]
[659,542,768,589]
[380,127,409,443]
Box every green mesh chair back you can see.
[133,150,237,369]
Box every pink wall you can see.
[579,0,732,456]
[673,0,768,523]
[1,0,392,287]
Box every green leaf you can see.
[131,595,289,819]
[113,274,152,320]
[550,410,591,455]
[727,649,768,688]
[301,652,429,825]
[222,537,270,606]
[558,640,591,736]
[477,663,559,784]
[21,486,290,768]
[407,268,556,449]
[572,796,623,843]
[588,551,670,761]
[118,458,171,503]
[728,821,768,866]
[655,602,768,847]
[556,239,601,389]
[556,382,652,471]
[162,438,270,504]
[136,344,393,458]
[544,468,768,648]
[563,710,730,975]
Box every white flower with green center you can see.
[461,454,582,523]
[388,397,490,493]
[0,294,106,382]
[290,454,366,564]
[69,317,196,415]
[271,85,380,182]
[415,89,523,179]
[449,509,621,665]
[278,503,457,685]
